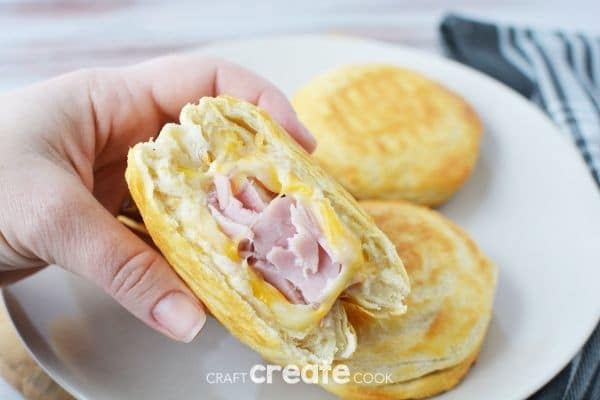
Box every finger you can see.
[117,215,149,237]
[25,171,206,343]
[0,267,44,286]
[248,82,317,153]
[124,55,316,152]
[92,161,128,214]
[0,229,46,271]
[117,215,157,249]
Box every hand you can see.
[0,55,315,342]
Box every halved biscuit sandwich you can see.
[125,96,410,367]
[323,201,497,399]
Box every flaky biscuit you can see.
[125,96,409,368]
[323,200,496,399]
[293,65,482,206]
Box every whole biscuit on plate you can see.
[322,200,497,399]
[293,65,482,206]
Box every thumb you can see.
[28,173,206,343]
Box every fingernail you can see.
[153,292,206,342]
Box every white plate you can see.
[3,35,600,400]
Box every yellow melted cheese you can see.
[150,119,363,334]
[206,134,363,334]
[248,268,337,332]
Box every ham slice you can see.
[253,259,306,304]
[236,179,271,212]
[288,232,319,275]
[208,205,253,241]
[212,174,258,226]
[251,196,296,254]
[208,174,342,305]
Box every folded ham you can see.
[208,174,342,305]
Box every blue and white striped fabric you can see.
[500,28,600,185]
[441,14,600,400]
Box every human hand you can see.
[0,55,315,342]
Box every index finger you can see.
[125,55,316,152]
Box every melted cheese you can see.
[248,268,333,332]
[206,129,363,333]
[148,117,364,334]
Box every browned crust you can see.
[126,151,288,364]
[320,200,496,399]
[293,65,482,206]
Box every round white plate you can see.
[4,35,600,400]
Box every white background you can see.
[1,0,599,91]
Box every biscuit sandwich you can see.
[125,96,410,368]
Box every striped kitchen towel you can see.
[440,14,600,400]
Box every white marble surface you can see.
[1,1,599,398]
[1,0,599,92]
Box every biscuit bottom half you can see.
[322,200,497,399]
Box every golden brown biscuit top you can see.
[337,200,496,383]
[293,65,482,205]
